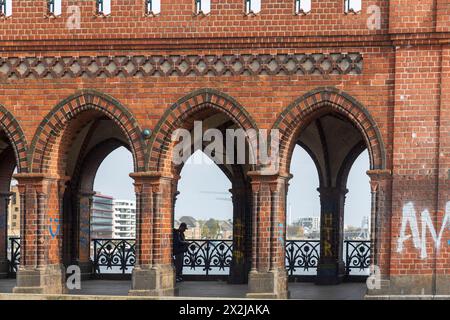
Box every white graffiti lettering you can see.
[397,201,450,259]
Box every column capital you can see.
[130,171,180,183]
[247,171,292,191]
[366,169,392,180]
[12,173,68,194]
[317,186,349,197]
[130,171,180,194]
[366,169,392,193]
[247,171,292,180]
[78,190,96,198]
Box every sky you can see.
[94,145,370,227]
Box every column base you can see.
[0,259,8,278]
[77,261,93,280]
[315,261,345,285]
[228,262,249,284]
[246,269,290,299]
[436,274,450,295]
[128,264,176,297]
[13,264,67,294]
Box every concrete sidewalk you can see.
[0,279,367,300]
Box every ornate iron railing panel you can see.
[345,240,371,275]
[8,237,20,274]
[8,237,370,278]
[285,240,320,276]
[92,239,136,275]
[183,240,233,276]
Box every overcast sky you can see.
[94,145,370,227]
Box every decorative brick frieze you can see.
[0,53,363,80]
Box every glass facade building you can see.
[91,194,114,239]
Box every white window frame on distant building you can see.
[294,0,311,15]
[0,0,12,18]
[47,0,62,17]
[194,0,211,16]
[96,0,111,16]
[145,0,161,16]
[244,0,261,16]
[344,0,362,14]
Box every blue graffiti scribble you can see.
[278,223,284,245]
[80,226,90,234]
[448,240,450,246]
[49,218,60,239]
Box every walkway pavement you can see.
[0,279,366,300]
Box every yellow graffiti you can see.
[324,241,332,257]
[234,250,244,264]
[323,213,333,257]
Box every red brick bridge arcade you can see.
[0,0,449,299]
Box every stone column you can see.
[129,172,177,297]
[316,186,347,285]
[77,190,95,279]
[12,173,67,294]
[246,172,290,299]
[0,192,11,278]
[229,184,251,284]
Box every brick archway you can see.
[29,89,146,174]
[0,104,28,173]
[147,88,259,173]
[273,87,387,286]
[273,87,386,175]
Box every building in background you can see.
[7,184,20,237]
[113,200,136,239]
[344,217,370,240]
[218,220,233,240]
[295,216,320,231]
[287,216,321,239]
[174,216,202,239]
[91,193,114,239]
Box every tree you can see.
[287,225,304,239]
[202,218,220,239]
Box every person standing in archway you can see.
[173,222,189,282]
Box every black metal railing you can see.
[285,240,320,276]
[92,239,136,275]
[8,237,20,274]
[345,240,371,275]
[8,237,370,279]
[285,240,371,277]
[183,240,233,276]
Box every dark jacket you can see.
[173,228,189,255]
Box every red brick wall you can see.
[0,0,389,41]
[388,43,449,293]
[0,48,393,146]
[0,0,447,295]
